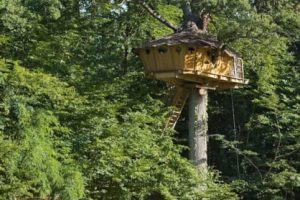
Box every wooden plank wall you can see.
[139,46,235,77]
[184,46,196,71]
[153,46,169,71]
[211,52,233,76]
[170,46,185,70]
[186,47,233,76]
[194,47,212,72]
[139,49,157,72]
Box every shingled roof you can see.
[135,31,241,58]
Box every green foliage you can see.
[0,61,84,199]
[0,1,238,198]
[150,4,183,38]
[204,0,300,199]
[0,0,299,199]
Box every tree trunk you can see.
[188,88,208,173]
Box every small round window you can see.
[176,47,182,54]
[158,48,167,55]
[188,47,195,54]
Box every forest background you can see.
[0,0,299,199]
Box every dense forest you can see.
[0,0,299,199]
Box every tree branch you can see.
[135,0,178,32]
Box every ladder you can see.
[165,86,190,129]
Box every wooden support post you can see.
[188,88,208,174]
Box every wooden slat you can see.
[153,45,173,71]
[184,46,196,71]
[170,45,185,70]
[140,48,157,72]
[194,48,206,71]
[194,47,212,72]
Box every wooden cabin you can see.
[135,32,247,89]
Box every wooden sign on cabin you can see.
[135,31,247,89]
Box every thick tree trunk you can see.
[181,1,210,33]
[188,89,208,173]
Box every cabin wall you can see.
[213,52,234,76]
[139,48,157,72]
[184,46,197,71]
[184,47,234,76]
[153,46,173,71]
[138,46,237,78]
[170,46,185,70]
[138,46,185,72]
[194,47,211,72]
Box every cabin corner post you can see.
[188,88,208,174]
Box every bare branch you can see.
[135,0,178,32]
[118,0,127,6]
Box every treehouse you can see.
[134,31,247,129]
[135,31,247,89]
